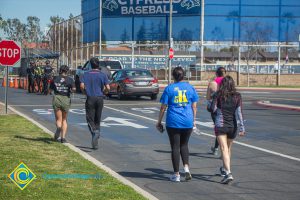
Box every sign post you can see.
[169,47,174,60]
[0,40,21,114]
[168,0,173,85]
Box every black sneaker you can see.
[61,138,67,143]
[92,130,100,149]
[221,173,234,184]
[220,167,227,177]
[54,127,61,141]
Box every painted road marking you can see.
[77,117,148,129]
[33,108,86,115]
[33,108,53,115]
[131,107,160,114]
[104,105,300,162]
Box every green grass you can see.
[0,115,146,200]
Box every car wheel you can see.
[151,94,158,100]
[117,88,124,100]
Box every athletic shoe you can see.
[61,138,67,143]
[54,127,61,141]
[220,167,227,177]
[221,173,234,184]
[185,172,192,181]
[92,130,100,150]
[170,174,180,182]
[211,147,218,156]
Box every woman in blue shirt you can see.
[156,67,199,182]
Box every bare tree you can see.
[120,28,130,44]
[241,21,273,68]
[175,28,193,51]
[281,12,296,56]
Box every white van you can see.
[78,58,123,80]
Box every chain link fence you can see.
[47,16,300,86]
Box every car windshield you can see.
[99,61,122,70]
[125,70,152,77]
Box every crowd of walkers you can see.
[43,57,245,185]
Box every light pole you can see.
[168,0,173,85]
[99,0,102,59]
[298,34,300,58]
[200,0,205,81]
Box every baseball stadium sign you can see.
[102,0,201,16]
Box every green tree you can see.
[3,18,27,42]
[47,15,64,28]
[26,16,42,43]
[0,14,7,40]
[69,13,74,19]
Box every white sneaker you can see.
[170,174,180,182]
[183,167,192,181]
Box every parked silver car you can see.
[108,69,159,100]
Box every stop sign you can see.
[0,40,21,66]
[169,48,174,59]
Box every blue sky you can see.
[0,0,81,30]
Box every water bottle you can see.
[193,126,201,135]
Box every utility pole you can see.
[99,0,102,59]
[168,0,173,85]
[200,0,205,81]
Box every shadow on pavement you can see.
[119,168,221,183]
[154,149,220,160]
[118,168,171,181]
[75,145,93,153]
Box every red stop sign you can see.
[0,40,21,66]
[169,48,174,59]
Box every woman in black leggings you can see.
[157,67,199,182]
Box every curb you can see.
[256,101,300,112]
[237,87,300,92]
[158,85,300,92]
[0,102,159,200]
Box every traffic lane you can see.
[76,105,300,200]
[2,87,300,157]
[8,105,300,200]
[52,103,300,200]
[105,97,300,158]
[2,89,300,199]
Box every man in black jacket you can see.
[26,61,35,93]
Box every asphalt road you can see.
[1,87,300,200]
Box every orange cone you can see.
[9,77,14,88]
[14,77,19,89]
[2,77,6,87]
